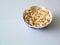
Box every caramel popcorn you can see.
[23,6,51,27]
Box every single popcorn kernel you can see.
[46,15,51,20]
[23,6,51,28]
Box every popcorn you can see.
[23,6,51,27]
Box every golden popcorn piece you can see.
[46,15,51,20]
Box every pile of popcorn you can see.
[23,6,51,27]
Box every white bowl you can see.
[23,6,52,28]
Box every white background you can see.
[0,0,60,45]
